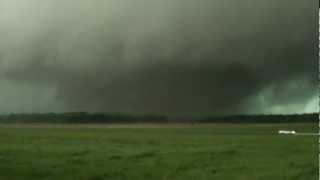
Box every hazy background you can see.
[0,0,318,115]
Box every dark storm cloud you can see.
[0,0,317,115]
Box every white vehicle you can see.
[278,130,296,135]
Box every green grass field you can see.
[0,123,317,180]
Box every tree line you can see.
[0,112,317,124]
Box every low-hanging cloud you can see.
[0,0,317,115]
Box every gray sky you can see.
[0,0,318,115]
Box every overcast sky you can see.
[0,0,318,115]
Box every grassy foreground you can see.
[0,123,317,180]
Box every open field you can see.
[0,123,317,180]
